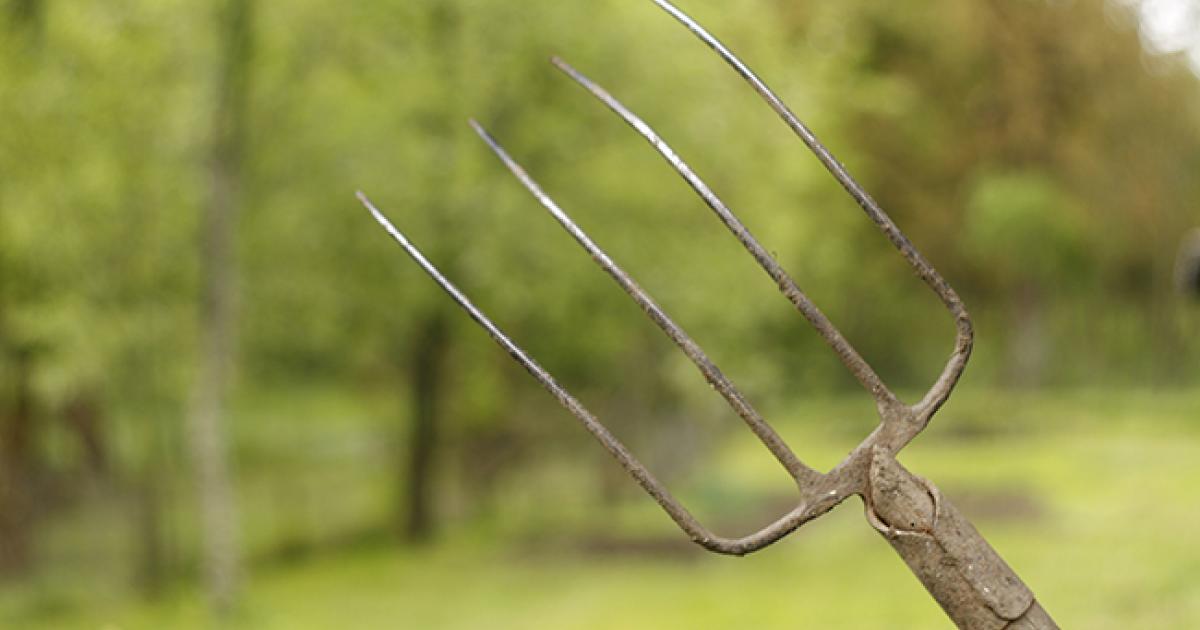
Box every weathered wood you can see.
[867,449,1056,629]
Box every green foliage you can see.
[963,170,1090,292]
[1,0,1199,620]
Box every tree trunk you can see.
[395,2,465,545]
[64,393,106,476]
[0,0,40,584]
[186,0,253,614]
[402,313,449,543]
[1007,282,1046,388]
[133,476,166,596]
[0,347,35,576]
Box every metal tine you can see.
[549,57,899,411]
[467,119,817,486]
[649,0,973,421]
[358,191,826,555]
[357,192,710,538]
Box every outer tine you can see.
[549,57,898,409]
[360,191,842,555]
[468,119,817,486]
[649,0,973,422]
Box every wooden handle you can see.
[865,448,1058,629]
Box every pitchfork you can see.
[360,1,1057,627]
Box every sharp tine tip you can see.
[356,191,392,228]
[355,190,377,212]
[468,120,505,156]
[468,117,492,139]
[550,56,575,74]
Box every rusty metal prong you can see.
[468,119,817,486]
[648,0,973,424]
[549,56,899,412]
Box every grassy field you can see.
[2,388,1198,628]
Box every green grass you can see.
[3,388,1198,628]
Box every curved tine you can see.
[550,57,898,409]
[359,192,717,542]
[467,120,817,486]
[649,0,973,421]
[701,483,855,555]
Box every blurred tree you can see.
[1178,229,1200,298]
[779,0,1200,384]
[187,0,253,613]
[0,0,44,577]
[0,346,36,574]
[394,2,462,545]
[963,170,1087,384]
[1,0,203,586]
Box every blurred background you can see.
[1,0,1199,627]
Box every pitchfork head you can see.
[361,0,974,556]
